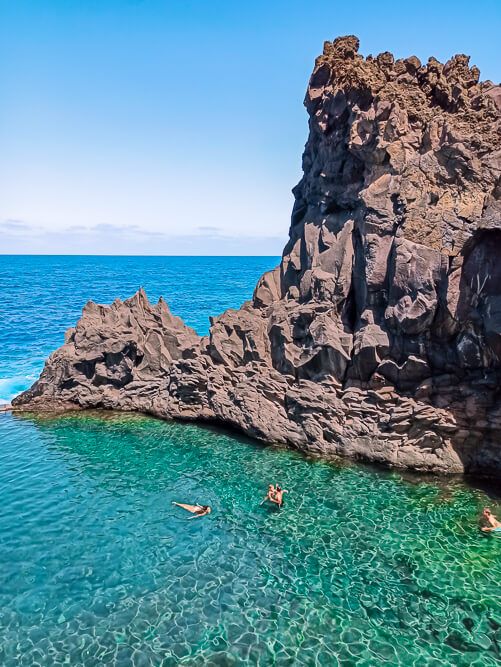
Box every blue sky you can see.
[1,0,499,255]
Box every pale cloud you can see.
[197,225,222,234]
[0,219,284,255]
[0,219,36,232]
[0,157,295,254]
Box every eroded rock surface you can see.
[14,37,501,474]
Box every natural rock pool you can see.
[1,411,500,665]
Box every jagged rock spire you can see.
[13,38,501,475]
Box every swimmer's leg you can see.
[172,502,203,514]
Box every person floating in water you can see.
[480,507,501,532]
[172,502,211,519]
[261,484,288,508]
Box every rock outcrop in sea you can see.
[14,36,501,474]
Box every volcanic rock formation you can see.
[14,36,501,474]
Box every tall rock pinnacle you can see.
[14,37,501,474]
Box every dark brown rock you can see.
[13,36,501,475]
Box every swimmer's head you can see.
[483,507,492,517]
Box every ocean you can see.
[0,255,278,403]
[1,255,500,666]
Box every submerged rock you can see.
[14,36,501,474]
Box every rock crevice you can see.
[14,36,501,474]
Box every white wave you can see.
[0,376,34,403]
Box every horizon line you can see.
[0,253,282,258]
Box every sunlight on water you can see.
[1,411,500,666]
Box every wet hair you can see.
[483,507,492,514]
[276,485,282,492]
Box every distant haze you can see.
[1,0,499,255]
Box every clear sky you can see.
[1,0,499,255]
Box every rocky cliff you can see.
[14,36,501,474]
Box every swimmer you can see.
[274,485,289,508]
[261,484,288,508]
[261,484,277,506]
[481,507,501,532]
[172,502,211,519]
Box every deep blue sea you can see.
[0,255,278,403]
[1,255,501,666]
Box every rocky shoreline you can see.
[13,36,501,474]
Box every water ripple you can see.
[0,412,500,665]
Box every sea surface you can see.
[1,255,501,666]
[0,255,278,404]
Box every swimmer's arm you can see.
[481,525,495,531]
[188,510,208,519]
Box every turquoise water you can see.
[1,411,500,666]
[0,255,278,403]
[1,255,501,665]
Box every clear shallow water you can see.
[1,255,501,665]
[0,255,278,403]
[1,411,500,666]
